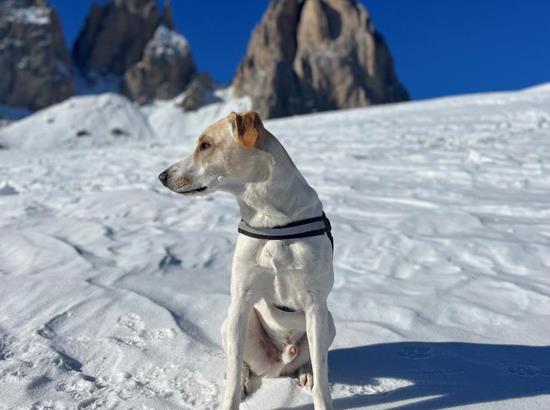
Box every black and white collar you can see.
[238,212,333,249]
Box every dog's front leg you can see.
[306,301,333,410]
[222,293,254,410]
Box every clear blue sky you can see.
[49,0,550,100]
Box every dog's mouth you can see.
[179,186,207,195]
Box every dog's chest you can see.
[255,241,307,302]
[257,241,302,270]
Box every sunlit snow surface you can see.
[1,85,550,409]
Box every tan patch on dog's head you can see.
[192,117,228,161]
[192,111,264,163]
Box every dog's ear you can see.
[229,111,263,150]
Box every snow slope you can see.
[143,87,251,140]
[1,84,550,409]
[0,93,155,150]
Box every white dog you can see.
[159,111,335,410]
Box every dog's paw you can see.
[298,363,314,389]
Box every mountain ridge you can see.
[0,0,409,120]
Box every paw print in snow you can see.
[116,313,176,349]
[117,313,145,333]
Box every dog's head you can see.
[159,111,265,195]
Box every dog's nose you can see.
[158,171,168,184]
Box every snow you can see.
[3,5,51,25]
[1,85,550,409]
[144,87,251,140]
[0,93,155,150]
[146,25,191,59]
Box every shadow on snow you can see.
[282,341,550,409]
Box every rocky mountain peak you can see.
[0,0,74,110]
[123,25,197,102]
[72,0,173,78]
[233,0,409,119]
[72,0,196,104]
[1,0,410,118]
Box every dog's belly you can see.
[254,299,306,348]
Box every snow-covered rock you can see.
[0,93,155,149]
[72,0,168,77]
[73,0,191,105]
[123,25,197,102]
[146,24,191,59]
[177,73,214,111]
[5,4,50,25]
[0,0,74,110]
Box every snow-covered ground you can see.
[1,85,550,409]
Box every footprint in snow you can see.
[117,312,145,333]
[115,313,176,350]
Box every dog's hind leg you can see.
[286,309,335,388]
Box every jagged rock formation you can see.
[73,0,173,78]
[0,0,74,110]
[178,73,213,111]
[233,0,409,118]
[74,0,197,103]
[123,25,197,102]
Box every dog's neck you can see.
[233,131,323,228]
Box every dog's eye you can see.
[199,141,211,151]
